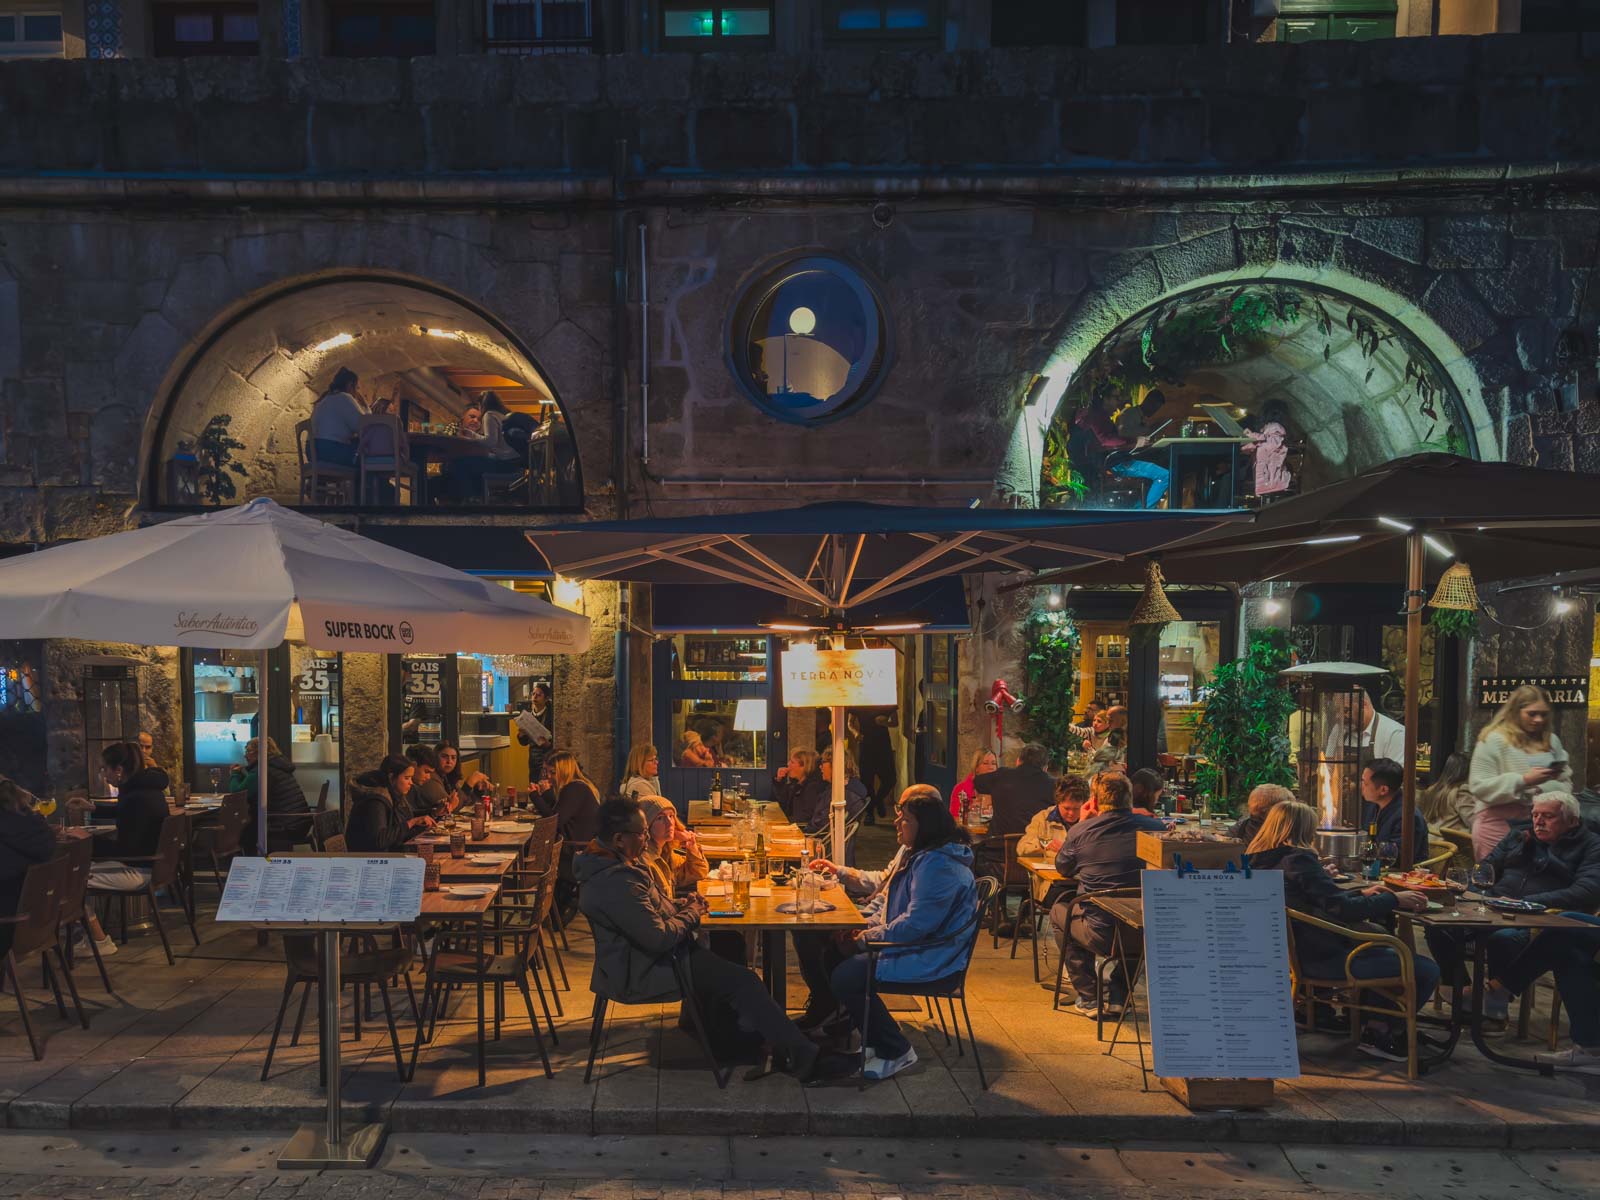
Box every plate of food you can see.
[1486,897,1547,914]
[1382,870,1460,897]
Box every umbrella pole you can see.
[831,703,847,860]
[258,648,271,857]
[1400,531,1423,870]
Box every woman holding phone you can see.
[1467,684,1571,860]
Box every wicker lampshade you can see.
[1428,561,1480,612]
[1129,559,1183,626]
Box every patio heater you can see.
[1280,662,1386,856]
[81,655,141,799]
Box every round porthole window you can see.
[727,255,891,423]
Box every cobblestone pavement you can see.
[1,1133,1599,1200]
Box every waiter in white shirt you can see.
[1325,689,1405,763]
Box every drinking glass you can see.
[796,869,818,921]
[450,832,467,859]
[1446,866,1469,906]
[1378,842,1399,876]
[730,862,751,913]
[1470,863,1496,914]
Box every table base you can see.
[278,1122,386,1170]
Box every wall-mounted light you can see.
[1263,598,1284,617]
[787,307,816,336]
[422,328,463,341]
[1554,595,1576,616]
[1046,589,1064,610]
[1021,374,1051,410]
[551,576,584,612]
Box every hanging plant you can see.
[1428,607,1478,639]
[1022,608,1083,756]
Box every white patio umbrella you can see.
[0,498,590,848]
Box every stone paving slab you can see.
[1,914,1598,1148]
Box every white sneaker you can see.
[862,1046,917,1081]
[93,934,117,957]
[72,931,117,957]
[1536,1046,1600,1075]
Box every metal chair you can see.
[584,941,726,1089]
[991,834,1030,948]
[858,875,999,1091]
[296,419,356,505]
[0,857,76,1059]
[87,814,199,965]
[261,932,417,1082]
[1287,907,1423,1080]
[191,794,249,892]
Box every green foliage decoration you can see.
[1192,628,1298,813]
[1428,607,1478,639]
[1022,608,1084,760]
[196,413,248,506]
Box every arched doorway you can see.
[1037,280,1477,508]
[146,274,583,512]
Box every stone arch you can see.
[995,251,1499,505]
[139,270,586,509]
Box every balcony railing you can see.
[485,0,595,53]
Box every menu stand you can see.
[268,920,393,1169]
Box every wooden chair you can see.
[191,794,250,892]
[356,414,419,506]
[310,807,344,851]
[483,856,562,1036]
[0,857,76,1059]
[87,814,199,965]
[55,837,111,996]
[859,876,999,1090]
[296,419,356,505]
[322,834,347,854]
[261,931,416,1082]
[991,834,1029,949]
[1286,908,1422,1080]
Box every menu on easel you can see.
[216,857,425,924]
[1143,869,1300,1080]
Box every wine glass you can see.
[1378,841,1400,877]
[1470,862,1496,914]
[1445,866,1469,900]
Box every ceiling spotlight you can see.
[1554,596,1576,616]
[423,328,463,340]
[1046,589,1064,610]
[1377,516,1414,533]
[1263,598,1284,616]
[311,332,355,352]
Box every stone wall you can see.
[4,37,1600,178]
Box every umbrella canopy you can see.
[525,502,1245,616]
[0,498,590,655]
[1022,454,1600,587]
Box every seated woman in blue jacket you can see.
[829,784,978,1082]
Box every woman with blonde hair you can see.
[1468,684,1571,859]
[639,796,708,893]
[678,729,716,768]
[535,750,602,915]
[1248,801,1438,1063]
[620,743,660,802]
[949,747,998,823]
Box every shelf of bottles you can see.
[673,635,769,683]
[1092,633,1128,707]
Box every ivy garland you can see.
[1428,607,1478,640]
[1022,608,1084,759]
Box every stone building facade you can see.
[3,34,1600,798]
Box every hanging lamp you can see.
[1129,559,1182,634]
[1427,560,1479,638]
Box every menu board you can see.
[215,857,424,925]
[1143,870,1300,1080]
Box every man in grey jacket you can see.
[574,796,852,1082]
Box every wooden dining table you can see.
[696,878,865,1009]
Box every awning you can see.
[526,502,1244,617]
[650,578,971,633]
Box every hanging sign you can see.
[404,657,444,699]
[780,647,896,708]
[1476,676,1588,708]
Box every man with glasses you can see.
[574,796,854,1083]
[1425,792,1600,1032]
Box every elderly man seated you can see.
[1230,783,1294,845]
[1424,792,1600,1031]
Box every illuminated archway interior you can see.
[153,277,579,508]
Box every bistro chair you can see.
[55,836,112,996]
[584,940,726,1089]
[1286,907,1422,1080]
[0,857,74,1059]
[310,807,344,851]
[480,855,562,1038]
[191,794,249,892]
[857,875,999,1091]
[296,419,356,505]
[356,413,419,506]
[261,931,417,1083]
[408,880,555,1087]
[87,813,199,965]
[991,834,1030,950]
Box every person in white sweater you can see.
[1467,684,1571,860]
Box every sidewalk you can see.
[0,908,1596,1146]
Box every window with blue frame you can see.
[729,255,891,425]
[828,0,938,37]
[655,634,775,805]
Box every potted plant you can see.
[195,414,248,506]
[1192,627,1297,813]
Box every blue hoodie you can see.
[865,841,978,983]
